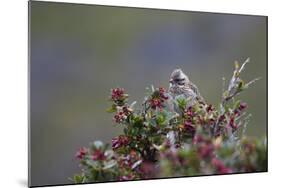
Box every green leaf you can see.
[233,100,241,110]
[149,118,157,127]
[235,61,240,70]
[176,96,188,110]
[223,91,229,98]
[133,115,143,127]
[237,80,245,90]
[106,104,117,113]
[129,127,139,136]
[124,127,128,135]
[155,110,171,128]
[103,160,117,170]
[73,174,84,183]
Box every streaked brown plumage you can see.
[168,69,204,106]
[166,69,205,146]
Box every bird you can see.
[168,68,204,107]
[165,69,205,147]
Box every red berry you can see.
[92,149,106,161]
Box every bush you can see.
[71,58,267,183]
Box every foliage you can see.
[71,59,267,183]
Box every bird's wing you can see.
[188,82,200,95]
[188,82,205,102]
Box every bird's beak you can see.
[169,79,173,83]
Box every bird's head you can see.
[169,68,189,88]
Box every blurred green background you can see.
[30,1,267,186]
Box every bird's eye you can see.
[175,78,185,82]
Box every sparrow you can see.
[168,68,204,106]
